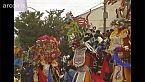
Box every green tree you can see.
[43,9,65,39]
[14,36,20,47]
[14,9,72,55]
[15,11,44,50]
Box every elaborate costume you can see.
[64,12,112,82]
[34,34,61,82]
[109,19,131,82]
[64,12,84,47]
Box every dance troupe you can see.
[14,0,131,81]
[14,11,131,82]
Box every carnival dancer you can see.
[109,19,131,82]
[91,52,111,82]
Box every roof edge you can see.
[76,5,104,17]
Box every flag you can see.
[14,0,27,12]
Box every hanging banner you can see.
[14,0,27,12]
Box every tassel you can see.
[48,67,53,82]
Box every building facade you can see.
[77,1,121,32]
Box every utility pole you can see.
[103,0,108,33]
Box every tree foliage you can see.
[14,36,20,47]
[14,9,69,52]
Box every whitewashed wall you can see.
[79,1,121,32]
